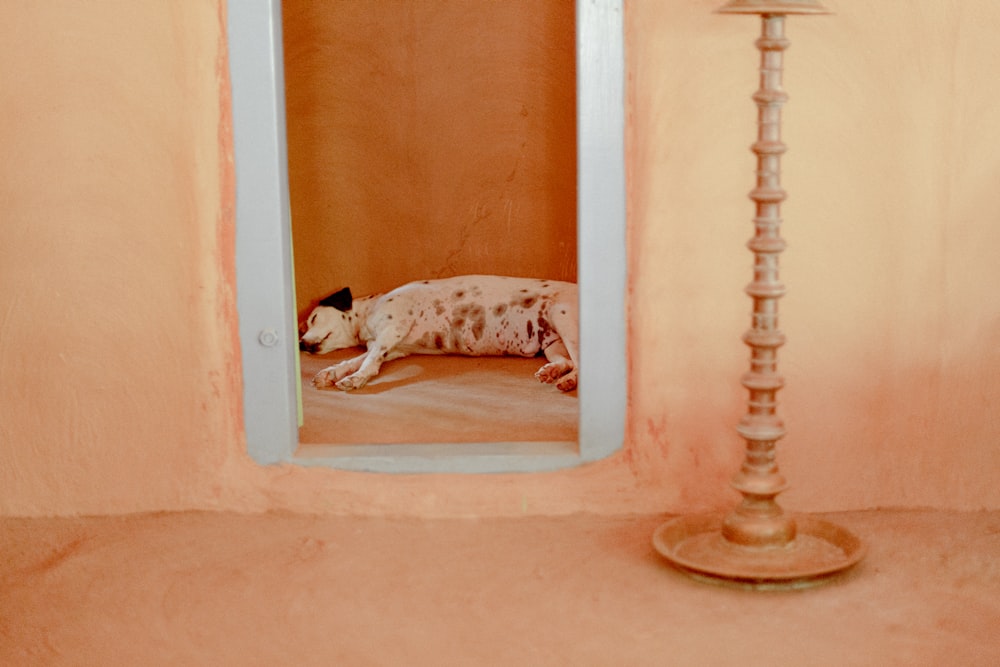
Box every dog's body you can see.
[299,275,579,392]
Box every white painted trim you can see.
[228,0,626,472]
[229,0,297,464]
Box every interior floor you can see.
[298,349,579,444]
[2,509,998,665]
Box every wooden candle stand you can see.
[653,0,866,589]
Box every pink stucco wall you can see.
[2,0,999,518]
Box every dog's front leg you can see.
[313,352,368,389]
[333,344,408,391]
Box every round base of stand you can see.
[653,513,866,590]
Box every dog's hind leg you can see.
[535,340,573,381]
[535,340,578,392]
[536,299,579,392]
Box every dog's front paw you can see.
[312,370,335,389]
[312,364,351,389]
[335,374,370,391]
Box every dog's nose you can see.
[299,339,314,353]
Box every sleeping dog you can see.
[299,275,578,392]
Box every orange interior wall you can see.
[282,0,577,311]
[1,0,999,518]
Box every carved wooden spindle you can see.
[722,10,794,550]
[653,0,866,588]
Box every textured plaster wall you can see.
[0,0,243,515]
[1,0,998,518]
[283,0,577,312]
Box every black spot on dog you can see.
[452,304,486,339]
[510,290,540,309]
[469,306,486,339]
[537,314,553,348]
[434,334,444,349]
[526,320,534,338]
[452,289,465,300]
[492,303,508,317]
[416,331,434,348]
[433,299,445,316]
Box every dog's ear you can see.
[319,287,353,312]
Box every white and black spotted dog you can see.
[299,275,579,392]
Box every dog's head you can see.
[299,287,358,354]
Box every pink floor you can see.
[2,509,999,665]
[298,351,578,444]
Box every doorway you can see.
[229,0,625,472]
[283,1,578,446]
